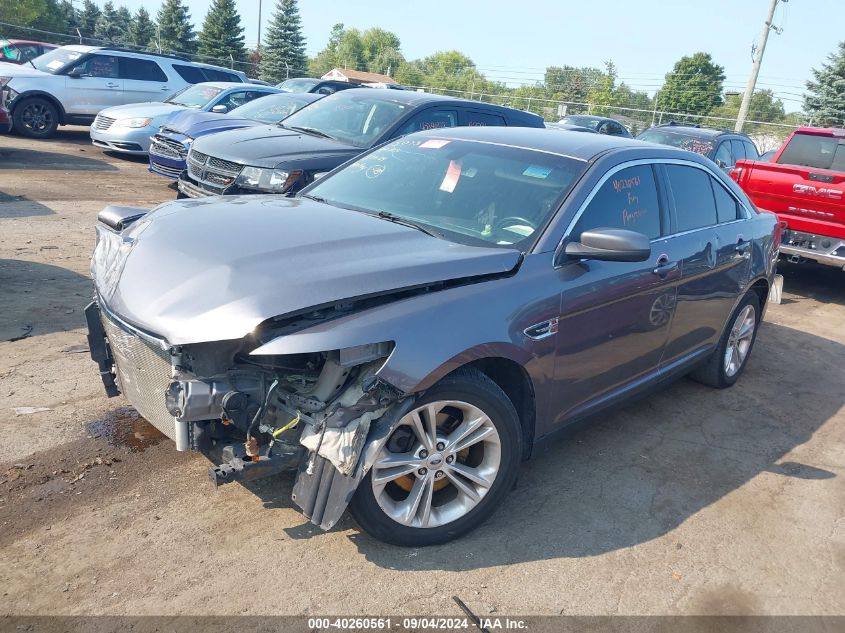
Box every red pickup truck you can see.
[732,127,845,270]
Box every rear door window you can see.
[121,58,167,82]
[665,165,718,232]
[464,110,507,127]
[203,68,242,82]
[731,139,747,163]
[743,140,759,160]
[711,178,740,223]
[572,164,663,240]
[172,64,207,84]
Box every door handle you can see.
[161,86,170,91]
[735,241,751,258]
[652,255,678,277]
[106,82,119,88]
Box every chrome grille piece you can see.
[186,148,242,193]
[101,315,177,442]
[149,134,187,159]
[93,115,115,131]
[150,161,184,177]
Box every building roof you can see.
[322,67,398,85]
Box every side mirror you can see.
[67,67,83,78]
[564,228,651,262]
[715,158,728,169]
[211,104,228,113]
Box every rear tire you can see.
[690,291,761,389]
[13,97,59,139]
[349,367,522,546]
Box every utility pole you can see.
[735,0,784,132]
[257,0,262,50]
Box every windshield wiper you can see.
[373,211,442,239]
[286,125,336,140]
[300,193,327,203]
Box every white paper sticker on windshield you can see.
[46,60,65,69]
[420,139,450,149]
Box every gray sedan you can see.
[86,127,780,546]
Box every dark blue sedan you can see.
[148,92,323,179]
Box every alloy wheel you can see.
[370,400,502,529]
[21,103,53,133]
[724,304,756,377]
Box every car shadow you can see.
[778,260,845,306]
[320,320,838,569]
[0,259,91,341]
[0,192,55,218]
[0,144,117,171]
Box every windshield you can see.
[166,84,224,108]
[304,136,585,249]
[31,46,84,74]
[230,94,314,123]
[637,129,715,156]
[281,92,407,147]
[277,78,319,93]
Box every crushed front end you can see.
[87,206,407,530]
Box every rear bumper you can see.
[0,107,11,134]
[780,229,845,269]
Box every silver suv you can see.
[0,45,248,138]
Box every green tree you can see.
[115,6,132,43]
[656,52,725,117]
[157,0,196,55]
[360,28,403,75]
[543,66,604,107]
[1,0,70,41]
[587,61,618,113]
[94,2,122,43]
[127,7,156,49]
[78,0,101,39]
[198,0,247,66]
[711,90,785,123]
[805,41,845,126]
[260,0,307,83]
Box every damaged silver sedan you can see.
[87,127,779,545]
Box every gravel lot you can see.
[0,128,843,617]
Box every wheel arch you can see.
[423,352,538,462]
[11,91,67,124]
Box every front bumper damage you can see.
[86,297,409,531]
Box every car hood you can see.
[190,125,360,168]
[100,102,186,119]
[95,196,521,345]
[163,109,259,138]
[0,62,50,78]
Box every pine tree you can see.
[260,0,307,83]
[156,0,196,55]
[78,0,101,40]
[94,1,121,43]
[115,6,132,44]
[805,42,845,127]
[128,7,156,50]
[57,0,79,33]
[198,0,246,67]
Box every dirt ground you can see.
[0,128,843,617]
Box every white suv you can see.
[0,45,249,138]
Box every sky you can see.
[99,0,844,112]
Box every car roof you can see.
[647,123,748,139]
[412,125,666,161]
[563,114,619,123]
[198,81,268,90]
[6,40,56,46]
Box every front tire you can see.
[349,368,522,546]
[13,97,59,139]
[690,291,761,388]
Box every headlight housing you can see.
[114,117,153,128]
[235,166,301,193]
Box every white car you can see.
[0,45,248,138]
